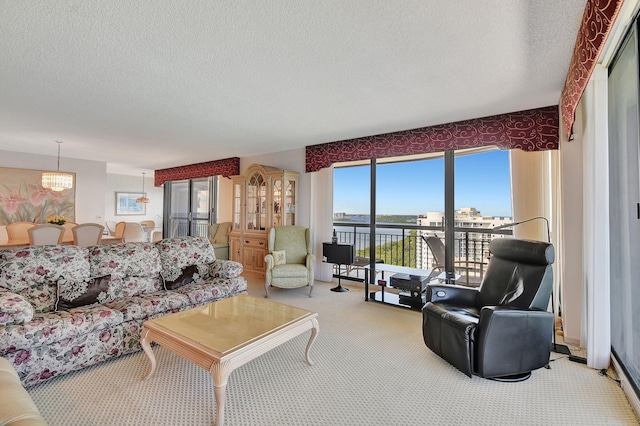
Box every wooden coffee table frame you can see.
[140,296,319,426]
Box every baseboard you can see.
[612,356,640,419]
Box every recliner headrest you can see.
[489,238,554,266]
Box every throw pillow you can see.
[272,250,286,266]
[161,263,209,290]
[56,275,116,311]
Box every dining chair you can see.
[113,221,126,242]
[6,222,35,240]
[140,220,155,228]
[27,224,65,245]
[62,222,78,242]
[72,223,104,247]
[123,222,146,242]
[105,220,117,236]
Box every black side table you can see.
[322,242,354,292]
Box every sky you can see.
[334,150,512,217]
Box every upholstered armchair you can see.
[264,226,315,297]
[422,237,554,381]
[209,222,232,260]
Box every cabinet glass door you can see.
[272,178,283,227]
[233,181,242,230]
[246,172,267,231]
[285,177,296,225]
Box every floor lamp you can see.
[492,216,572,355]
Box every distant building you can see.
[334,212,346,219]
[416,208,512,270]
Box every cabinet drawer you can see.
[243,238,266,248]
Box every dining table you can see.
[0,235,121,248]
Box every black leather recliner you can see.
[422,237,555,381]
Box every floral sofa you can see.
[0,236,246,387]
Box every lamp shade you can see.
[42,140,74,191]
[42,171,74,192]
[136,172,149,203]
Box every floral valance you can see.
[154,157,240,186]
[561,0,624,140]
[306,105,559,172]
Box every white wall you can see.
[240,148,310,227]
[0,149,106,223]
[104,173,164,226]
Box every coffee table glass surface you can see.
[148,294,314,355]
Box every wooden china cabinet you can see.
[229,164,299,275]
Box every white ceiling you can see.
[0,1,587,175]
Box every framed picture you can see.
[115,192,146,215]
[0,166,76,225]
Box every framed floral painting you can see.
[0,167,76,225]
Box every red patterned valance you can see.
[306,106,559,172]
[154,157,240,186]
[561,0,624,140]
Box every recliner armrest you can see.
[476,306,554,378]
[426,283,479,306]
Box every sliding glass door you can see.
[608,19,640,397]
[164,177,217,238]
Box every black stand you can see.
[323,242,354,293]
[330,264,349,292]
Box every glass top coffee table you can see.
[140,294,319,426]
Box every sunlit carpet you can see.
[27,277,638,425]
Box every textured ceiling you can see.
[0,0,587,175]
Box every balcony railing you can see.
[332,221,512,284]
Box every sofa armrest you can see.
[426,283,478,306]
[0,357,47,425]
[209,259,244,279]
[0,292,34,326]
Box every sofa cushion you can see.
[0,292,34,326]
[156,236,216,271]
[87,242,161,279]
[172,277,248,305]
[0,305,124,354]
[56,275,120,311]
[118,276,163,297]
[161,264,209,290]
[0,246,90,293]
[103,291,191,322]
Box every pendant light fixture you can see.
[136,172,150,204]
[42,141,74,191]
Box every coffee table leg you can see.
[140,328,157,380]
[305,318,319,365]
[210,360,233,426]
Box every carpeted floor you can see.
[27,275,639,425]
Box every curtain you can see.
[582,66,611,369]
[310,165,334,282]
